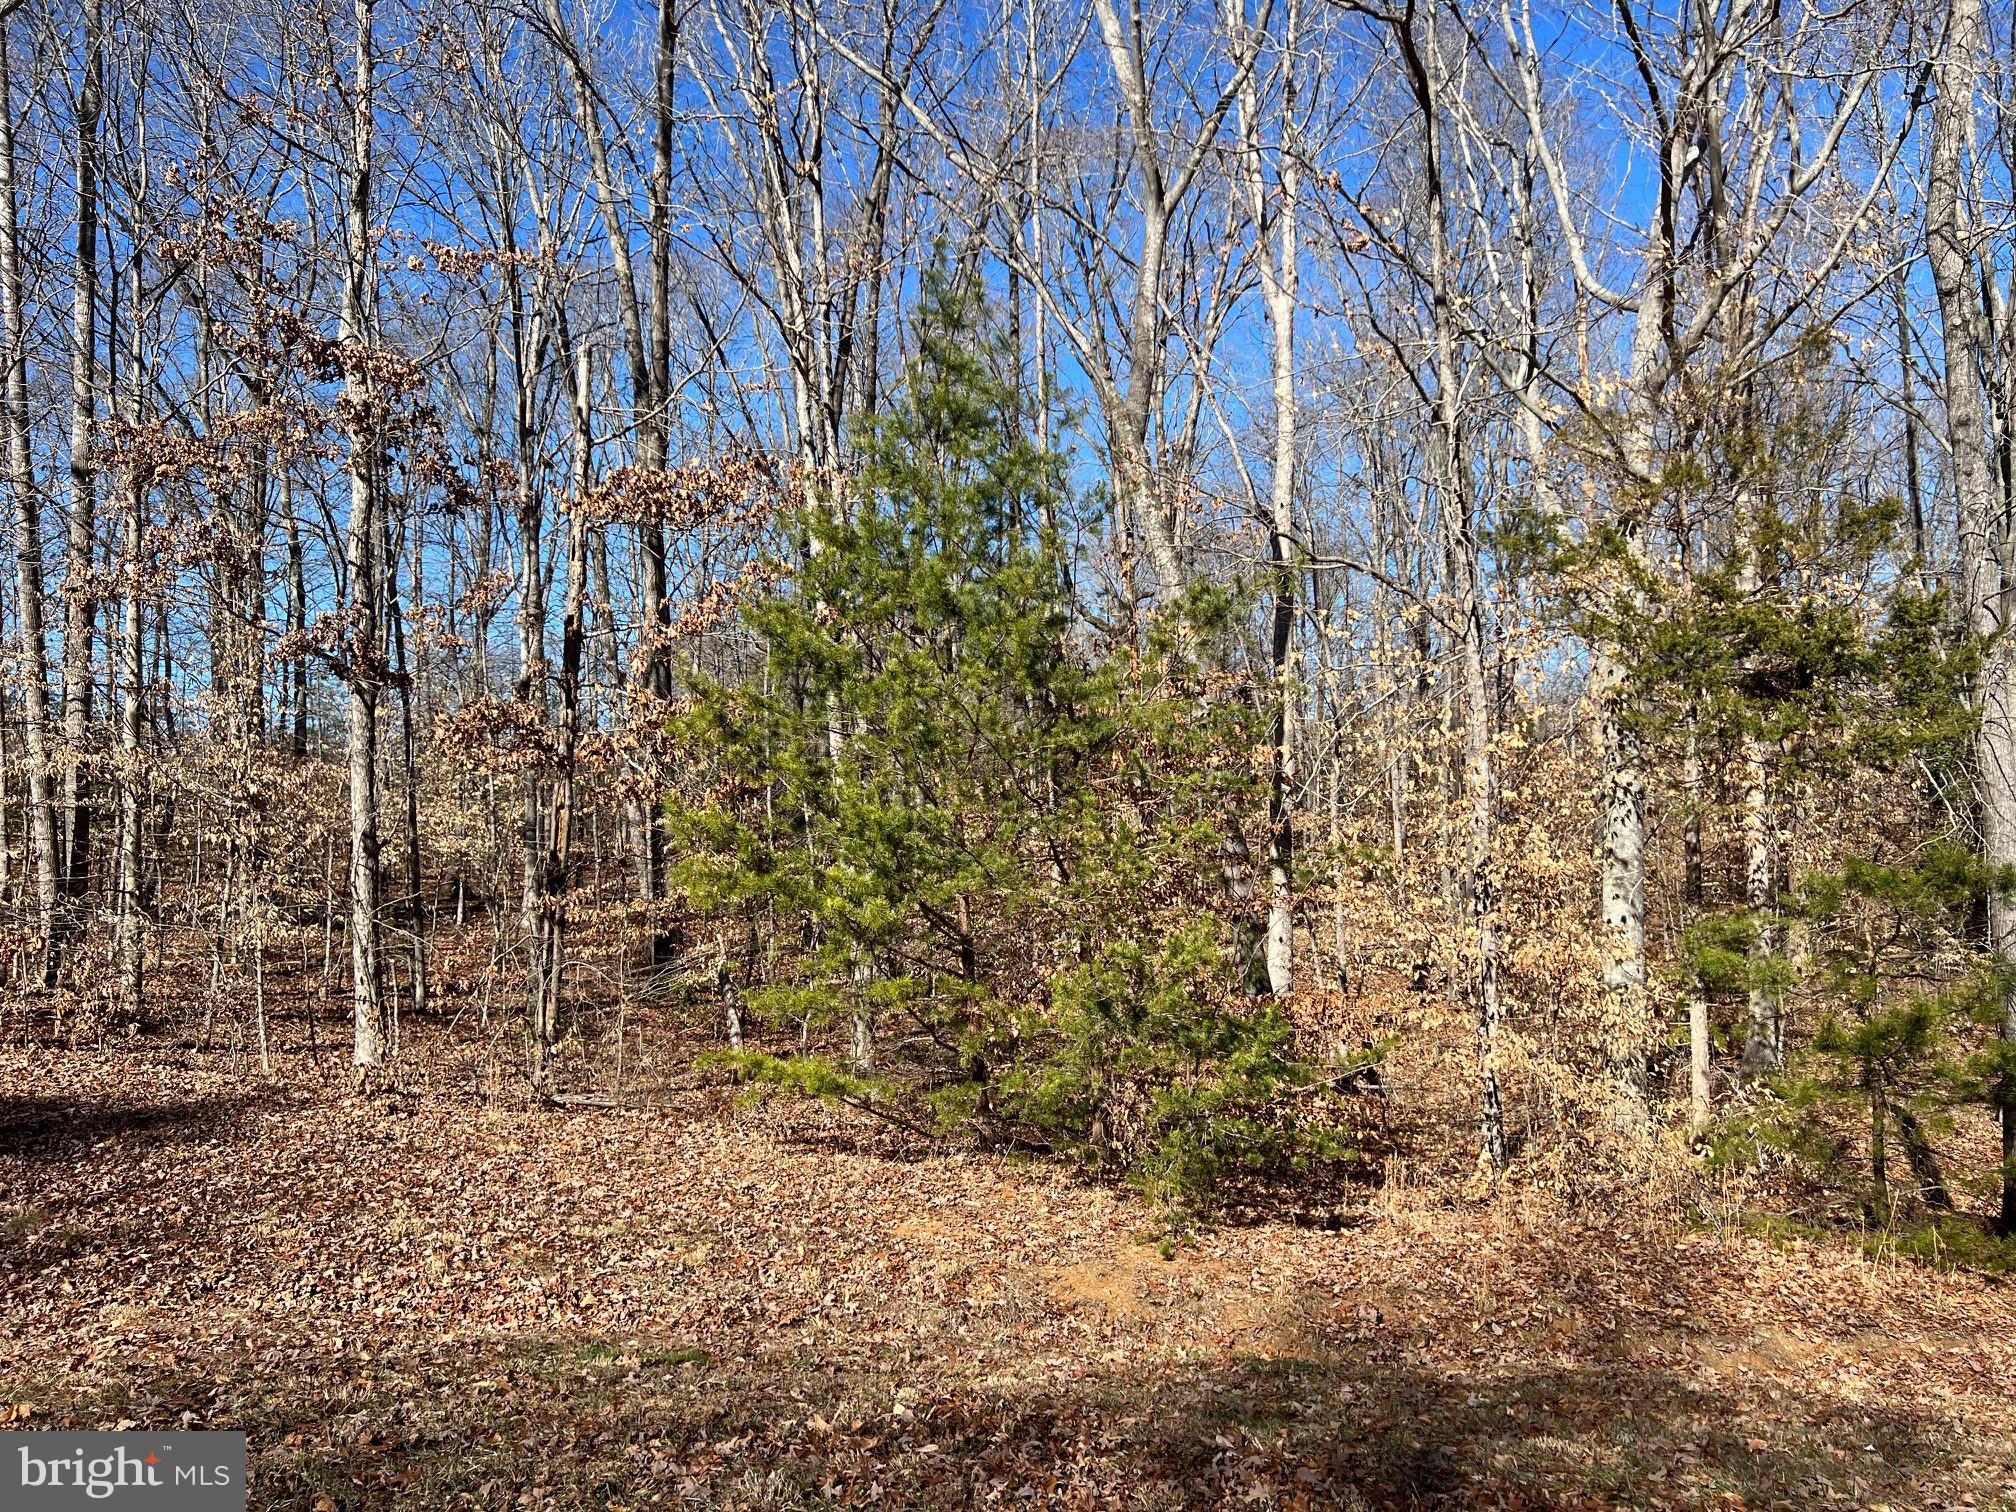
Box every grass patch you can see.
[571,1342,711,1369]
[1710,1207,2016,1275]
[4,1204,53,1239]
[1867,1214,2016,1274]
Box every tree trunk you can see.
[1928,0,2016,1232]
[343,0,386,1083]
[113,223,147,1030]
[531,346,592,1094]
[59,0,105,963]
[0,15,56,984]
[1391,5,1505,1167]
[541,0,677,980]
[1737,488,1782,1078]
[387,503,427,1021]
[1229,0,1301,1000]
[282,468,308,755]
[516,304,552,1088]
[114,463,143,1028]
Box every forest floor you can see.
[4,1014,2016,1511]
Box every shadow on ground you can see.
[0,1091,263,1165]
[2,1326,1986,1510]
[1,1051,2005,1509]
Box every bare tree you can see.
[342,0,386,1081]
[1226,0,1303,999]
[1929,0,2016,1231]
[59,0,104,963]
[0,0,56,984]
[1502,0,1913,1104]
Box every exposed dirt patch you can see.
[1048,1247,1177,1320]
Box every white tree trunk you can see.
[0,19,56,984]
[1228,0,1302,999]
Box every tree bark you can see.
[1386,1,1505,1168]
[1928,0,2016,1232]
[60,0,105,961]
[282,468,308,755]
[513,271,549,1084]
[0,7,56,984]
[540,0,676,976]
[1230,0,1301,1001]
[530,345,592,1094]
[1737,487,1782,1078]
[114,464,143,1027]
[113,208,147,1030]
[343,0,386,1082]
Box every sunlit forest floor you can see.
[5,973,2016,1510]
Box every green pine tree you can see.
[671,268,1359,1211]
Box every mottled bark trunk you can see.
[519,460,549,1084]
[1221,825,1268,996]
[1598,649,1648,1107]
[343,0,386,1080]
[531,348,592,1093]
[1737,492,1782,1078]
[1239,10,1300,1001]
[1462,601,1503,1169]
[113,225,148,1030]
[114,465,143,1027]
[1683,715,1711,1129]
